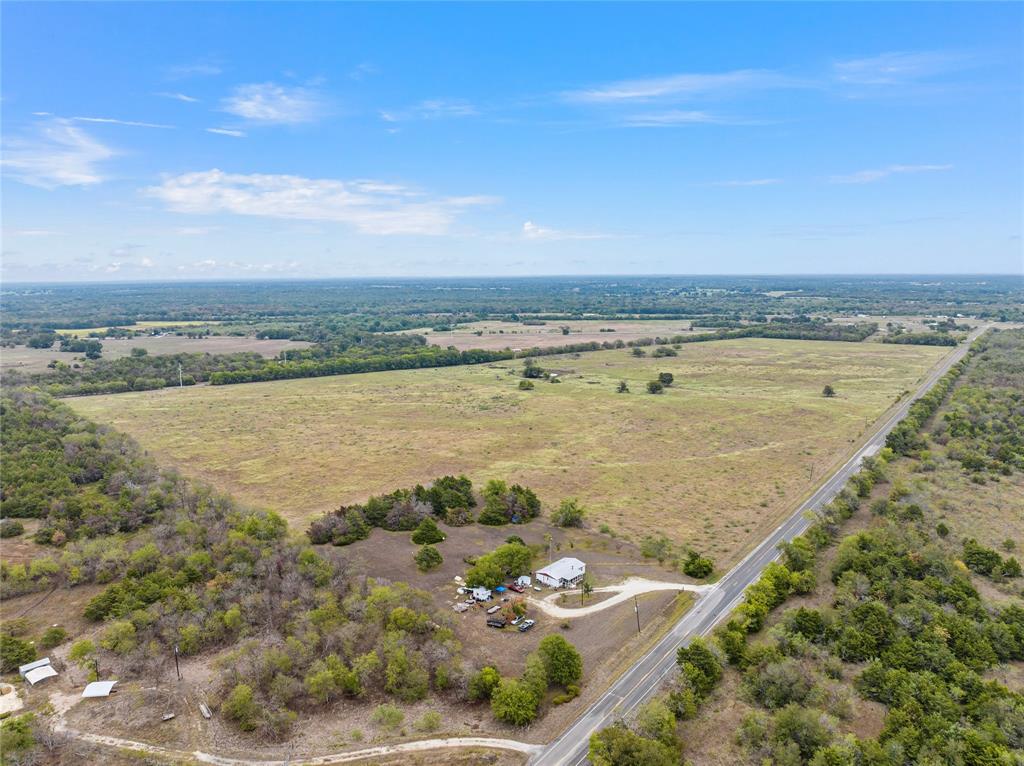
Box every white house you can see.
[535,557,586,588]
[471,587,492,601]
[516,575,532,588]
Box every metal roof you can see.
[24,666,58,685]
[82,681,117,698]
[18,658,51,677]
[536,557,586,581]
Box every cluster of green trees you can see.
[307,475,475,546]
[465,540,535,588]
[933,329,1024,477]
[307,474,543,547]
[886,353,973,456]
[0,389,168,550]
[881,331,959,346]
[469,634,583,726]
[962,538,1022,580]
[478,479,541,525]
[59,337,104,357]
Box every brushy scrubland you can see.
[590,329,1024,766]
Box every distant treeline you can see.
[881,331,959,346]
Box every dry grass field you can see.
[409,318,701,351]
[1,335,312,374]
[69,338,948,565]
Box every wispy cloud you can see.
[221,82,324,124]
[157,91,199,103]
[145,169,496,236]
[348,62,378,81]
[1,119,115,189]
[72,116,174,129]
[833,51,970,86]
[4,228,62,237]
[621,110,752,128]
[711,178,783,187]
[166,61,222,80]
[563,69,802,103]
[206,127,246,138]
[380,99,479,122]
[522,221,611,241]
[830,164,953,184]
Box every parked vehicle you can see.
[533,586,542,592]
[518,619,536,632]
[511,615,524,626]
[486,604,502,614]
[487,618,507,628]
[508,584,524,593]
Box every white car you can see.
[511,615,524,626]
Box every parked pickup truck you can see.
[485,604,502,614]
[508,584,525,593]
[486,618,507,628]
[518,619,536,632]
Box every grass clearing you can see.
[410,318,701,351]
[68,338,948,566]
[1,335,312,374]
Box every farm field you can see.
[69,338,949,566]
[409,318,700,351]
[0,334,312,373]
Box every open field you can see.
[1,335,312,374]
[408,318,700,351]
[69,338,948,565]
[55,320,223,337]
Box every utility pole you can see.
[178,363,183,388]
[634,595,641,635]
[173,644,181,681]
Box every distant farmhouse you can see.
[536,557,586,588]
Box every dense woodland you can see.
[4,276,1022,329]
[590,329,1024,766]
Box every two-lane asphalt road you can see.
[531,327,987,766]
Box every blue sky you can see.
[2,2,1021,281]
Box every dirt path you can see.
[55,723,539,765]
[528,577,711,619]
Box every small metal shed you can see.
[82,681,117,698]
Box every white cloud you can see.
[6,229,62,236]
[564,69,800,103]
[833,52,969,86]
[711,178,782,187]
[206,127,246,138]
[221,82,324,124]
[145,169,496,236]
[380,99,478,122]
[621,110,744,127]
[166,61,222,79]
[1,119,115,188]
[72,116,174,129]
[830,164,953,184]
[348,62,378,80]
[157,92,199,103]
[522,221,611,241]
